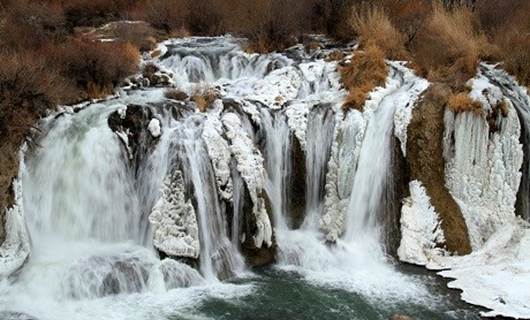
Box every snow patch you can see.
[148,118,161,138]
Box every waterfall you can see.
[0,36,441,319]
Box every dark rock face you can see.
[108,104,159,173]
[379,137,410,256]
[406,84,471,255]
[287,135,306,229]
[239,184,276,267]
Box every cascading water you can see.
[0,36,479,319]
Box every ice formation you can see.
[149,170,200,259]
[397,181,446,265]
[444,70,523,249]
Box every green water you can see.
[172,267,482,320]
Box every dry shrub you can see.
[447,92,482,114]
[340,44,388,111]
[0,0,66,50]
[49,39,140,98]
[62,0,136,28]
[98,21,162,52]
[141,0,188,34]
[378,0,430,48]
[191,86,218,112]
[0,52,73,135]
[350,4,407,59]
[488,1,530,86]
[184,0,225,35]
[226,0,309,52]
[411,2,489,86]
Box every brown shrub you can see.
[340,44,388,111]
[378,0,430,49]
[411,2,490,86]
[95,21,162,52]
[350,4,407,59]
[226,0,310,53]
[49,39,140,98]
[447,92,482,114]
[0,0,66,50]
[488,1,530,86]
[0,52,74,135]
[191,86,219,112]
[141,0,188,34]
[62,0,137,28]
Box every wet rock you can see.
[389,314,414,320]
[108,104,160,172]
[141,63,172,87]
[0,311,39,320]
[406,84,471,254]
[287,135,306,228]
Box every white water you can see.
[0,37,442,318]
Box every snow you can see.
[397,181,446,265]
[0,146,30,278]
[429,218,530,319]
[148,118,161,138]
[149,170,200,259]
[285,102,310,150]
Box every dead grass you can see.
[48,39,140,99]
[411,2,490,86]
[340,44,388,111]
[191,86,219,112]
[350,4,407,60]
[447,92,482,114]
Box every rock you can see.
[406,84,471,254]
[108,104,159,172]
[389,314,414,320]
[287,134,306,228]
[0,311,39,320]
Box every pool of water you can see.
[174,266,481,320]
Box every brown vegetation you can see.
[340,45,388,111]
[447,92,482,114]
[410,3,490,87]
[350,4,407,60]
[191,86,219,112]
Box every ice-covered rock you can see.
[221,112,272,248]
[149,170,200,259]
[147,118,161,138]
[0,146,30,279]
[321,110,365,241]
[202,101,234,201]
[444,84,523,249]
[397,181,446,265]
[391,62,430,155]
